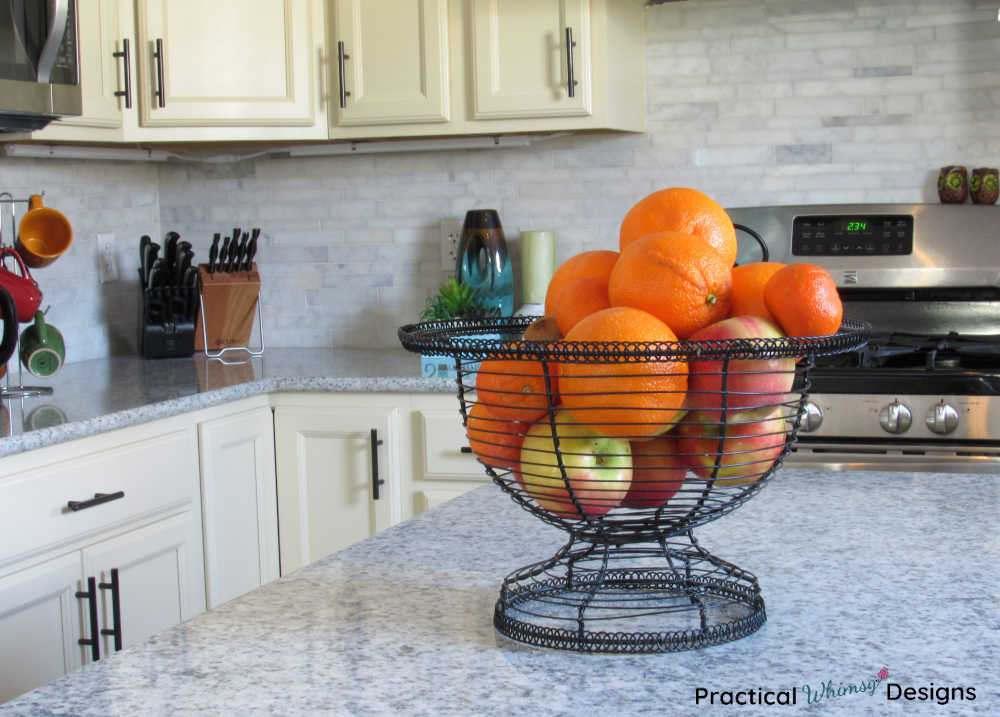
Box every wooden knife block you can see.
[195,264,261,351]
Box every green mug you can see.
[20,310,65,377]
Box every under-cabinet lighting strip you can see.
[2,144,170,161]
[282,134,559,157]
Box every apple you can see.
[621,435,687,508]
[518,409,632,518]
[686,315,796,421]
[675,408,788,486]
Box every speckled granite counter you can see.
[0,348,449,457]
[2,469,996,716]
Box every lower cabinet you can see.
[0,510,204,704]
[0,416,205,704]
[198,405,280,608]
[272,394,403,575]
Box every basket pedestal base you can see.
[493,532,765,653]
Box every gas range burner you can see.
[817,331,1000,371]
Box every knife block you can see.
[195,264,261,351]
[139,283,196,359]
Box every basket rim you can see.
[398,316,870,362]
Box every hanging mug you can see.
[0,247,43,323]
[20,310,65,378]
[16,194,73,268]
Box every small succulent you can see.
[420,277,500,321]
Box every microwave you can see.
[0,0,82,132]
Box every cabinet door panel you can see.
[35,0,124,139]
[331,0,449,126]
[0,554,83,704]
[199,407,280,608]
[83,513,204,655]
[136,0,317,126]
[471,0,592,119]
[274,405,397,575]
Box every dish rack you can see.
[399,316,868,653]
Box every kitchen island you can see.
[1,468,995,716]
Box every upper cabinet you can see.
[31,0,644,146]
[470,0,591,120]
[329,0,450,127]
[35,0,328,143]
[135,0,319,128]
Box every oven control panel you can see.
[792,214,913,256]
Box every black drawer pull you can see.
[67,491,125,512]
[75,577,100,662]
[99,568,123,652]
[370,428,385,501]
[460,446,472,453]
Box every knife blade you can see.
[209,233,220,274]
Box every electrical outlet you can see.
[440,219,461,271]
[97,233,119,283]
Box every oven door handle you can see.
[733,223,769,264]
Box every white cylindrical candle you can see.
[519,230,556,306]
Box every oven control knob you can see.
[798,401,822,432]
[878,400,912,434]
[925,401,959,435]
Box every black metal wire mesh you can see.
[399,317,869,652]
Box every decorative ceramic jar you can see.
[970,167,998,205]
[938,166,968,203]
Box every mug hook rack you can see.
[0,190,54,400]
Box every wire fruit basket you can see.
[399,316,868,653]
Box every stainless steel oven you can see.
[0,0,81,131]
[726,203,1000,474]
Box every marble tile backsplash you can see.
[0,0,998,361]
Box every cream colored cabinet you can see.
[135,0,322,129]
[0,417,205,704]
[329,0,450,128]
[198,405,280,609]
[407,394,489,517]
[272,394,404,575]
[32,0,127,141]
[0,553,83,704]
[470,0,591,120]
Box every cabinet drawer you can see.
[0,428,197,565]
[419,409,485,479]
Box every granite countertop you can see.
[2,469,996,716]
[0,348,449,457]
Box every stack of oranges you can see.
[466,186,844,519]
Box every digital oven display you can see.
[792,215,913,256]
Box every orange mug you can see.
[16,195,73,268]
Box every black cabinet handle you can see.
[337,40,350,109]
[460,446,472,453]
[75,577,100,662]
[370,428,385,501]
[67,491,125,512]
[99,568,123,652]
[113,38,132,109]
[565,27,578,98]
[153,38,165,108]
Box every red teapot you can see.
[0,247,42,323]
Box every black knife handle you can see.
[243,235,258,271]
[209,233,220,274]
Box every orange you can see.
[552,275,611,336]
[475,357,560,423]
[764,263,843,337]
[608,231,732,339]
[619,187,738,267]
[559,307,688,439]
[543,250,619,317]
[730,261,787,323]
[465,401,528,475]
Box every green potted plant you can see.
[419,278,500,378]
